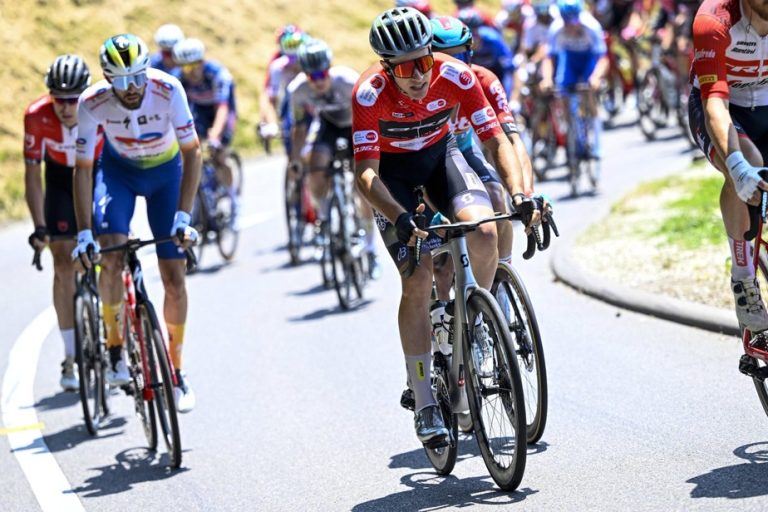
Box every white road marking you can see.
[1,306,85,512]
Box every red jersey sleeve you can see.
[472,64,516,127]
[692,13,730,100]
[439,61,503,142]
[23,97,47,162]
[351,66,387,162]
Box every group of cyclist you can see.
[23,25,240,413]
[27,0,768,458]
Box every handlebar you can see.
[31,248,42,271]
[101,233,197,273]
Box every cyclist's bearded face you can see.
[113,82,146,110]
[386,48,434,101]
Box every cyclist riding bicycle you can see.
[259,24,303,145]
[353,7,538,446]
[72,34,202,413]
[511,0,559,112]
[25,55,97,391]
[287,39,382,278]
[173,37,239,213]
[431,15,535,265]
[150,23,184,78]
[495,0,535,54]
[540,0,608,160]
[688,0,768,334]
[458,8,518,96]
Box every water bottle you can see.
[430,300,455,356]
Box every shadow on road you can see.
[687,442,768,499]
[352,471,537,511]
[72,447,189,498]
[13,417,126,455]
[30,391,80,411]
[289,283,330,297]
[289,299,373,322]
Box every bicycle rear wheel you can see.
[125,307,157,451]
[751,255,768,416]
[638,70,665,141]
[226,150,244,196]
[139,304,182,469]
[215,192,239,261]
[284,170,305,266]
[423,352,458,475]
[463,288,527,491]
[328,194,356,309]
[492,263,548,444]
[74,293,109,435]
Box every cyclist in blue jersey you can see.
[150,24,184,78]
[540,0,607,159]
[458,8,517,95]
[173,38,238,207]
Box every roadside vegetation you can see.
[573,163,735,309]
[0,0,471,222]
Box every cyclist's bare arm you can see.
[24,161,45,229]
[483,133,525,198]
[355,158,415,228]
[178,140,203,214]
[208,102,229,142]
[259,90,278,126]
[73,158,94,231]
[588,56,609,87]
[508,132,534,195]
[702,97,742,166]
[540,56,554,90]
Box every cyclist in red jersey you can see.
[689,0,768,333]
[353,7,538,446]
[24,55,96,391]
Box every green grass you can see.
[657,175,723,249]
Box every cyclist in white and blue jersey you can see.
[540,0,607,159]
[150,24,184,79]
[72,34,202,413]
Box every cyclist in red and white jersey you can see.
[689,0,768,333]
[353,7,538,446]
[258,24,303,143]
[24,55,97,391]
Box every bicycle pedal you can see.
[120,384,134,396]
[738,354,768,380]
[400,388,415,412]
[423,434,449,450]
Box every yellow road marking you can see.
[0,422,44,435]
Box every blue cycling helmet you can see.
[557,0,582,22]
[430,16,472,49]
[456,7,485,30]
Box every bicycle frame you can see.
[744,197,768,363]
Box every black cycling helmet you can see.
[369,7,433,59]
[45,55,91,97]
[298,39,333,73]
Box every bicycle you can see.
[191,159,239,265]
[101,236,196,469]
[73,254,111,436]
[521,76,567,182]
[284,162,317,266]
[738,190,768,417]
[634,35,680,142]
[492,195,558,444]
[320,136,368,309]
[562,84,600,196]
[405,193,528,491]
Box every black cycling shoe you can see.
[400,388,415,411]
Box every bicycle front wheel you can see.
[751,255,768,416]
[139,304,182,469]
[74,293,108,435]
[423,352,458,475]
[492,263,548,444]
[214,192,239,261]
[464,288,527,491]
[125,306,157,451]
[226,150,244,196]
[328,194,355,309]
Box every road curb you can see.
[550,236,740,336]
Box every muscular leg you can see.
[307,147,332,218]
[484,182,512,261]
[453,205,498,289]
[158,259,188,370]
[716,137,762,240]
[98,233,128,349]
[50,240,76,358]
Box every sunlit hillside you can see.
[0,0,490,220]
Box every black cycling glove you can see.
[28,226,48,248]
[395,212,416,245]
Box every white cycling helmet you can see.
[100,34,150,77]
[154,24,185,50]
[173,38,205,65]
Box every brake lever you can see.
[32,249,42,271]
[403,212,427,278]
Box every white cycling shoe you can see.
[106,359,131,387]
[174,370,196,413]
[732,277,768,333]
[60,357,79,392]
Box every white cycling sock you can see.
[61,328,75,359]
[499,254,512,265]
[365,219,377,253]
[405,353,436,411]
[729,237,754,279]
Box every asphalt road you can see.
[2,115,768,512]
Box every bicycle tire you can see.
[226,150,244,196]
[638,70,664,141]
[191,190,209,266]
[214,192,239,261]
[74,293,108,435]
[492,263,548,444]
[126,306,158,451]
[463,288,527,491]
[423,352,458,475]
[284,169,305,266]
[140,304,182,468]
[328,194,354,309]
[751,255,768,416]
